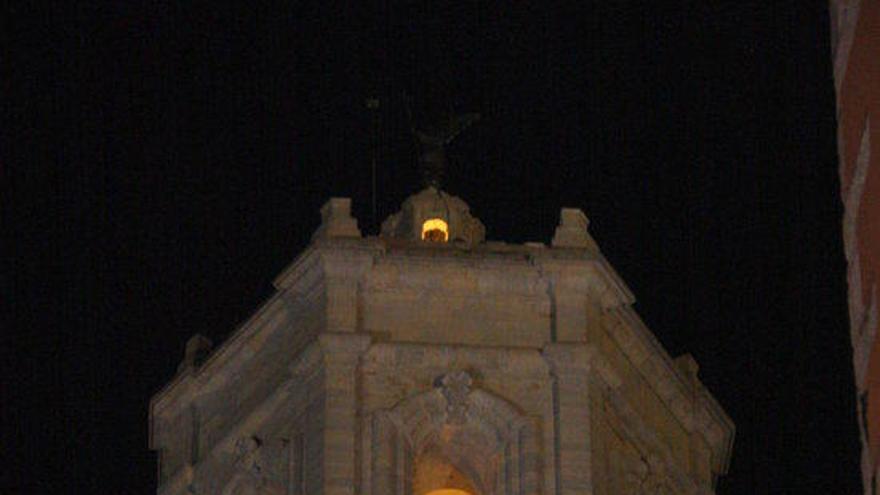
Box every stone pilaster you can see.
[320,333,371,495]
[320,249,374,334]
[543,344,594,495]
[553,285,592,343]
[537,260,593,343]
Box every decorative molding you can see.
[151,290,291,417]
[318,332,372,364]
[369,381,536,495]
[604,306,735,475]
[438,371,473,425]
[600,383,701,495]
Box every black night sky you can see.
[6,1,863,493]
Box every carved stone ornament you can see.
[620,454,670,495]
[234,436,264,479]
[380,187,486,245]
[438,371,473,424]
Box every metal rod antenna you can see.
[366,97,380,232]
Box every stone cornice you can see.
[366,256,547,297]
[598,377,710,495]
[605,307,735,476]
[589,256,637,307]
[361,341,552,379]
[318,332,373,364]
[289,338,324,378]
[178,335,374,493]
[268,232,635,312]
[543,342,623,389]
[150,290,290,419]
[273,237,384,289]
[531,251,635,308]
[210,374,299,458]
[150,232,733,484]
[196,334,370,468]
[152,241,374,420]
[273,245,324,294]
[694,384,736,476]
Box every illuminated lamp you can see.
[421,218,449,242]
[425,490,471,495]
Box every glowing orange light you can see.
[425,490,471,495]
[421,218,449,242]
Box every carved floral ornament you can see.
[438,370,473,424]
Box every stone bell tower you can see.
[149,189,734,495]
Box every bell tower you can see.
[149,186,734,495]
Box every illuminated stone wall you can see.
[830,1,880,491]
[149,194,733,495]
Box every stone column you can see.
[320,333,371,495]
[543,344,593,495]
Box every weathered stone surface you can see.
[149,193,734,495]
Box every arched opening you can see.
[414,444,481,495]
[371,380,536,495]
[421,218,449,242]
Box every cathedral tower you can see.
[149,189,734,495]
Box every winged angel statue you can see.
[408,96,480,188]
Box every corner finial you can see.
[552,208,600,251]
[312,198,361,241]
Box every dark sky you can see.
[6,1,862,493]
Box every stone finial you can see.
[551,207,599,250]
[312,197,361,241]
[178,334,213,372]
